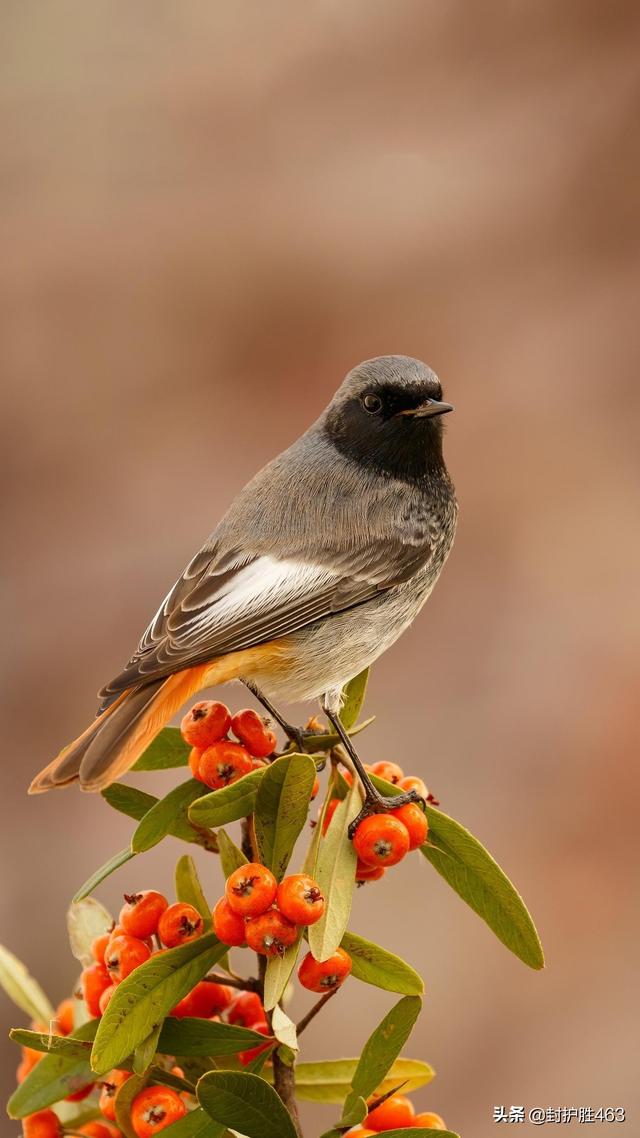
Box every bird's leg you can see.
[320,695,424,838]
[242,680,310,753]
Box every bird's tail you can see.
[29,662,215,794]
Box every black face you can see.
[322,356,452,482]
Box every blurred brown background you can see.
[1,2,639,1134]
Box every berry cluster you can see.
[323,762,430,882]
[182,701,277,788]
[213,861,352,993]
[100,1073,188,1137]
[347,1091,448,1132]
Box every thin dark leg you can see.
[242,679,307,752]
[321,698,424,837]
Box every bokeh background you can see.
[2,2,639,1135]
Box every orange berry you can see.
[231,708,277,758]
[356,860,386,883]
[104,934,150,982]
[238,1018,272,1065]
[99,1070,130,1120]
[188,747,205,781]
[345,1130,377,1137]
[311,774,320,799]
[80,962,111,1017]
[16,1058,33,1082]
[212,897,246,946]
[99,983,117,1015]
[53,997,74,1036]
[246,910,297,956]
[91,932,112,963]
[119,890,169,938]
[158,903,203,948]
[225,863,277,918]
[227,990,264,1027]
[414,1111,448,1129]
[369,761,404,784]
[171,980,232,1018]
[78,1124,117,1138]
[199,740,253,789]
[276,874,325,926]
[180,700,231,749]
[297,947,352,992]
[399,774,428,797]
[22,1110,62,1138]
[321,797,340,834]
[352,814,410,867]
[20,1041,43,1073]
[390,802,428,850]
[366,1092,415,1130]
[130,1085,186,1137]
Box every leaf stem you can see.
[295,987,338,1036]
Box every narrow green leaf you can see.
[133,726,190,770]
[9,1029,90,1060]
[91,932,226,1073]
[339,1094,368,1128]
[273,1057,434,1103]
[7,1020,98,1118]
[158,1016,268,1057]
[254,753,316,880]
[133,1020,163,1075]
[175,855,212,930]
[343,995,422,1118]
[341,931,424,996]
[132,779,215,853]
[308,777,359,961]
[160,1106,230,1137]
[188,767,266,828]
[73,847,136,903]
[299,715,375,753]
[421,803,545,970]
[341,667,369,730]
[0,945,54,1025]
[102,782,158,821]
[217,828,248,878]
[115,1071,147,1138]
[198,1070,298,1138]
[67,898,113,967]
[263,932,302,1012]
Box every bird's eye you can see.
[362,393,383,414]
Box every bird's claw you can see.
[347,788,425,839]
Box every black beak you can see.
[399,398,454,419]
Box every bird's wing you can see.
[98,533,432,706]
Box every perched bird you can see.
[31,355,457,824]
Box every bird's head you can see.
[322,355,453,481]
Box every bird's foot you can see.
[347,787,425,839]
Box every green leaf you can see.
[188,767,266,828]
[133,1020,162,1074]
[308,777,359,961]
[198,1070,299,1138]
[160,1107,230,1137]
[7,1020,98,1118]
[102,782,158,821]
[9,1029,91,1060]
[73,847,136,903]
[271,1004,297,1051]
[263,932,302,1012]
[67,898,114,967]
[341,667,369,730]
[175,855,212,930]
[339,1094,368,1128]
[280,1057,434,1103]
[0,944,54,1025]
[91,932,226,1073]
[133,726,190,770]
[299,715,375,753]
[115,1071,147,1138]
[420,803,545,969]
[254,753,316,880]
[217,827,248,878]
[158,1016,268,1056]
[132,779,216,853]
[341,931,424,996]
[343,995,422,1118]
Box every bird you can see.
[30,355,457,827]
